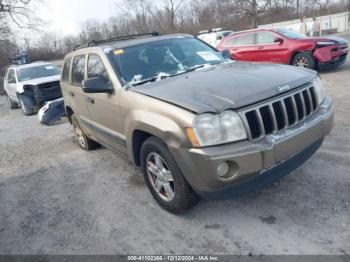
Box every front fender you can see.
[125,109,190,163]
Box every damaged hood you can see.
[21,74,61,86]
[131,62,317,114]
[299,36,348,46]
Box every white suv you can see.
[197,28,233,47]
[4,62,62,115]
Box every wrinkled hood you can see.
[21,74,61,86]
[131,62,317,114]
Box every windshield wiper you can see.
[131,64,210,87]
[132,76,163,86]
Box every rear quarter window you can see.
[62,58,72,82]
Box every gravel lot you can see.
[0,44,349,255]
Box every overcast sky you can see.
[38,0,117,35]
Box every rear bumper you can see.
[171,97,334,198]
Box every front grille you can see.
[33,81,62,105]
[243,85,318,140]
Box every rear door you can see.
[225,32,258,61]
[84,53,126,154]
[256,31,289,63]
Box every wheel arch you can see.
[126,110,190,166]
[289,50,315,65]
[66,106,74,124]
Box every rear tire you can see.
[71,114,100,151]
[5,93,18,109]
[292,52,316,69]
[140,136,199,214]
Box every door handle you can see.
[87,97,94,104]
[257,46,264,50]
[69,91,75,97]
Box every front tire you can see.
[140,137,199,214]
[292,52,316,69]
[18,96,34,115]
[5,93,18,109]
[71,114,100,150]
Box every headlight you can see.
[313,76,325,105]
[316,41,336,46]
[187,111,247,147]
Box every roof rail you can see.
[73,32,161,51]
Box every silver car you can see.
[4,62,62,115]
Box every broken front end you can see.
[19,81,62,112]
[314,42,348,70]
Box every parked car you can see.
[217,27,348,70]
[61,33,333,213]
[3,62,62,115]
[197,28,234,47]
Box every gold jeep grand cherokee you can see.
[61,33,334,213]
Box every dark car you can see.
[217,27,348,70]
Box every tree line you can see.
[1,0,350,68]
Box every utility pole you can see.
[296,0,300,16]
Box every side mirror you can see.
[221,50,233,60]
[82,77,114,94]
[274,37,284,44]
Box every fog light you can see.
[217,162,229,177]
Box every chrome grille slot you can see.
[259,106,274,135]
[245,110,262,139]
[241,85,319,141]
[272,101,286,130]
[284,97,296,125]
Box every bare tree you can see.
[163,0,184,30]
[237,0,272,28]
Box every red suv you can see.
[217,27,348,70]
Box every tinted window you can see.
[258,31,278,44]
[225,33,255,47]
[17,64,60,82]
[276,28,305,39]
[87,54,109,80]
[236,33,255,45]
[7,69,16,84]
[62,58,72,82]
[72,55,85,86]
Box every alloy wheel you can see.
[146,152,175,202]
[73,122,86,148]
[294,56,309,68]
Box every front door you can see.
[256,31,289,63]
[84,53,126,154]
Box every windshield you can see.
[276,28,306,39]
[17,64,60,82]
[110,37,226,85]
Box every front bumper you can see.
[171,97,334,198]
[315,45,348,70]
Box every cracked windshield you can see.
[111,37,227,86]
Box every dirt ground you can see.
[0,45,349,256]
